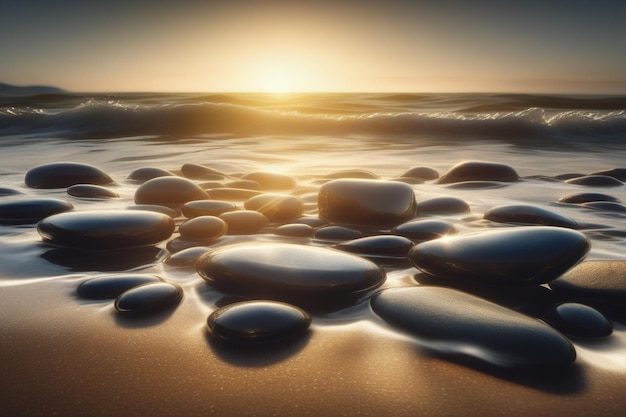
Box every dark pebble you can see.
[134,176,209,206]
[38,210,175,250]
[77,274,164,299]
[409,226,590,286]
[437,161,519,184]
[127,167,174,183]
[558,192,621,204]
[314,225,363,240]
[207,300,311,344]
[182,200,238,218]
[274,223,315,237]
[589,168,626,181]
[318,179,417,227]
[241,172,297,190]
[371,287,576,368]
[565,175,624,187]
[115,282,183,314]
[334,235,414,258]
[181,163,225,179]
[582,201,626,213]
[0,198,74,224]
[290,216,328,228]
[444,181,509,190]
[244,193,303,223]
[415,196,470,215]
[219,210,269,234]
[401,166,439,181]
[163,246,210,267]
[545,303,613,339]
[483,204,578,228]
[25,162,114,189]
[179,216,228,241]
[391,219,457,242]
[67,184,119,199]
[0,187,22,196]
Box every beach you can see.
[2,92,626,416]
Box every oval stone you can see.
[314,225,363,241]
[219,210,269,234]
[589,168,626,181]
[565,175,624,187]
[115,282,183,314]
[244,193,303,223]
[401,166,439,181]
[558,192,620,204]
[548,303,613,338]
[127,167,174,183]
[0,198,74,224]
[207,300,311,344]
[134,176,209,206]
[241,172,297,190]
[224,179,261,190]
[391,219,457,242]
[416,196,470,215]
[334,235,414,258]
[181,163,225,179]
[409,226,590,286]
[205,188,262,200]
[318,179,417,227]
[371,287,576,368]
[437,161,519,184]
[25,162,114,189]
[182,200,238,218]
[77,274,164,299]
[179,216,228,241]
[0,187,22,196]
[67,184,119,199]
[582,201,626,213]
[196,243,385,301]
[483,204,578,228]
[274,223,315,237]
[37,210,175,250]
[164,246,210,267]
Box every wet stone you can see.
[370,287,576,368]
[219,210,269,234]
[134,176,210,206]
[25,162,114,189]
[445,181,509,190]
[401,166,439,181]
[67,184,119,199]
[437,161,520,184]
[127,167,174,183]
[0,187,22,196]
[244,193,303,223]
[206,188,262,200]
[274,223,315,237]
[391,219,457,243]
[544,303,613,339]
[558,192,620,204]
[582,201,626,213]
[77,274,164,299]
[181,163,225,179]
[565,175,624,187]
[196,243,385,302]
[291,216,328,228]
[182,200,238,218]
[589,168,626,181]
[37,210,175,250]
[314,225,363,241]
[127,204,180,218]
[0,198,74,224]
[115,282,183,314]
[241,172,297,190]
[483,204,578,228]
[224,180,261,190]
[207,300,311,344]
[163,246,210,267]
[409,226,590,286]
[318,179,416,227]
[334,235,414,258]
[325,169,380,179]
[415,196,470,215]
[179,216,228,241]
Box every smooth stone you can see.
[0,187,22,196]
[589,168,626,181]
[127,204,180,218]
[558,192,621,204]
[415,196,470,215]
[445,181,509,190]
[41,246,162,272]
[290,216,328,228]
[401,166,439,181]
[25,162,114,189]
[391,219,457,242]
[334,235,414,258]
[67,184,119,199]
[555,173,585,180]
[274,223,315,237]
[241,172,297,190]
[437,161,519,184]
[206,188,262,200]
[224,179,261,190]
[0,198,74,224]
[182,200,238,218]
[244,193,303,223]
[179,216,228,241]
[115,282,183,314]
[163,246,210,267]
[37,210,175,250]
[370,287,576,368]
[196,243,385,301]
[206,300,311,344]
[134,176,209,206]
[582,201,626,212]
[549,260,626,315]
[483,204,578,228]
[127,167,174,183]
[314,225,363,240]
[410,226,590,286]
[325,169,380,179]
[546,303,613,339]
[219,210,269,234]
[565,175,624,187]
[318,179,417,227]
[77,274,163,299]
[181,163,225,179]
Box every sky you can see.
[1,0,625,94]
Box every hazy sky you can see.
[1,0,625,93]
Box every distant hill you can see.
[0,82,66,95]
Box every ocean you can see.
[2,92,626,416]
